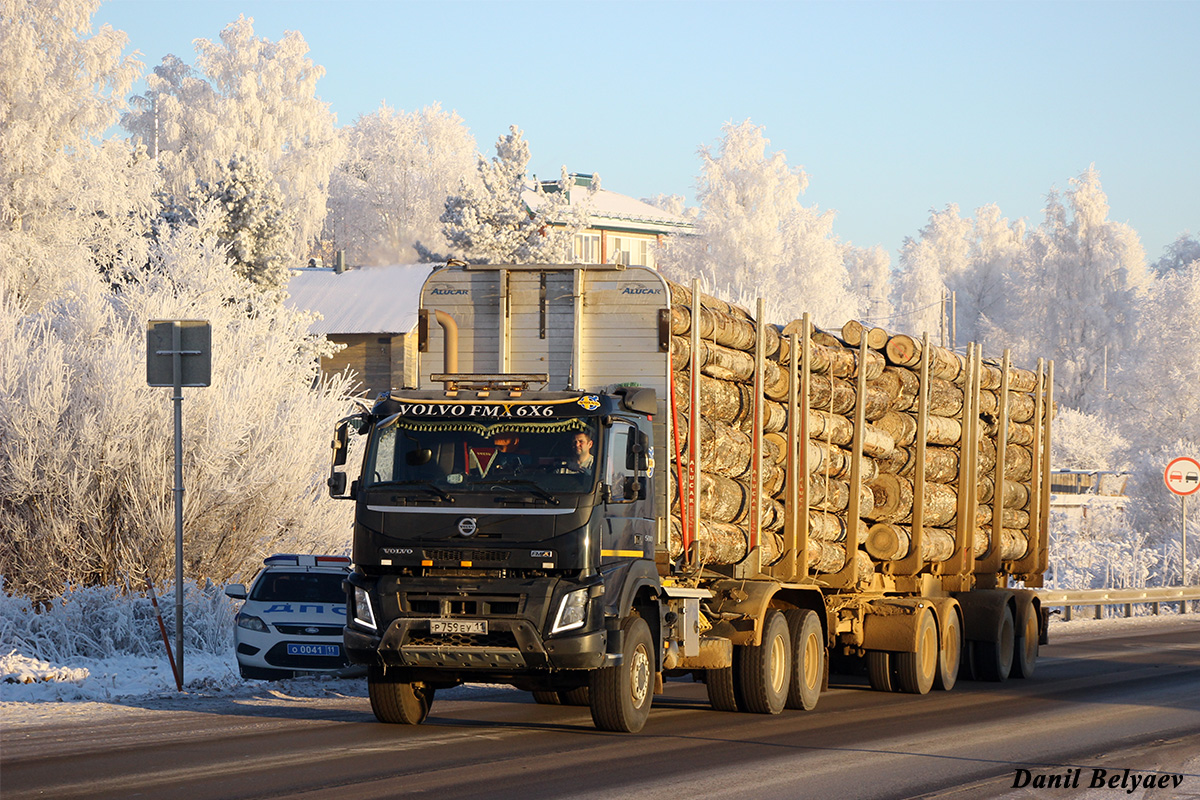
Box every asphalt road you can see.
[4,619,1199,800]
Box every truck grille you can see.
[406,631,519,649]
[275,625,343,636]
[423,549,511,563]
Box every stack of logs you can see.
[665,282,1043,584]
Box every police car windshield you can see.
[365,417,599,495]
[250,572,346,604]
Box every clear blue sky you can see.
[93,0,1198,262]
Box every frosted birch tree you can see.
[993,167,1147,411]
[892,205,970,341]
[0,0,154,310]
[326,103,477,265]
[657,120,859,326]
[433,126,587,264]
[123,16,344,261]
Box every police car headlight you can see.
[352,586,377,631]
[236,613,269,633]
[551,588,588,634]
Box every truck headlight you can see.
[236,613,269,633]
[352,586,377,631]
[551,588,589,634]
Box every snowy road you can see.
[3,616,1199,799]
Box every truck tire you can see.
[935,609,962,691]
[531,691,562,705]
[560,686,591,706]
[895,609,937,695]
[705,666,741,712]
[589,616,653,732]
[1012,602,1039,679]
[784,608,824,711]
[368,667,435,724]
[867,650,895,692]
[738,609,791,714]
[974,605,1015,682]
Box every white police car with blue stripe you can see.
[224,554,357,680]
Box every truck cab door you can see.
[601,419,655,563]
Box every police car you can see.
[224,554,355,680]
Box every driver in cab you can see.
[561,430,594,474]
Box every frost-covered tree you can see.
[1151,232,1200,276]
[123,16,344,261]
[326,103,476,265]
[194,153,295,290]
[433,126,585,264]
[844,244,893,324]
[988,167,1147,411]
[657,120,858,326]
[953,204,1026,349]
[0,0,154,309]
[892,205,970,340]
[0,218,355,601]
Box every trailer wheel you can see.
[368,667,435,724]
[531,691,562,705]
[1012,603,1039,679]
[867,651,895,692]
[974,605,1015,682]
[935,609,962,691]
[784,608,824,711]
[589,616,653,732]
[895,609,938,695]
[738,610,791,714]
[705,665,741,712]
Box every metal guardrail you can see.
[1036,586,1200,621]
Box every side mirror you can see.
[331,422,350,467]
[224,584,247,600]
[623,479,645,501]
[327,472,348,497]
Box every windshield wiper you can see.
[374,480,454,502]
[489,480,560,505]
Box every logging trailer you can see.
[329,262,1054,732]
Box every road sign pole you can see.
[1183,494,1188,587]
[172,321,185,685]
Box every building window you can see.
[574,233,600,264]
[609,236,654,268]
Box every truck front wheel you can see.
[368,666,436,724]
[589,616,653,732]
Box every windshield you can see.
[364,416,600,496]
[250,571,346,603]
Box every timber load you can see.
[666,281,1053,589]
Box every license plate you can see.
[429,619,487,634]
[286,643,340,657]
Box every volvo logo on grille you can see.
[457,517,478,537]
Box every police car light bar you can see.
[263,554,352,567]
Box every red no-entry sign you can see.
[1164,456,1200,496]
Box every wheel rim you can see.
[802,632,821,689]
[769,632,787,694]
[630,643,650,708]
[943,621,960,675]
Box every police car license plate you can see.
[430,619,487,634]
[286,643,340,657]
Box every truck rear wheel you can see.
[784,608,824,711]
[531,691,562,705]
[368,667,435,724]
[738,609,791,714]
[1012,602,1039,679]
[895,609,937,695]
[974,605,1015,682]
[560,686,591,706]
[589,616,653,732]
[705,665,741,712]
[867,650,894,692]
[935,610,962,691]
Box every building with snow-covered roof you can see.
[286,263,431,396]
[527,173,695,269]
